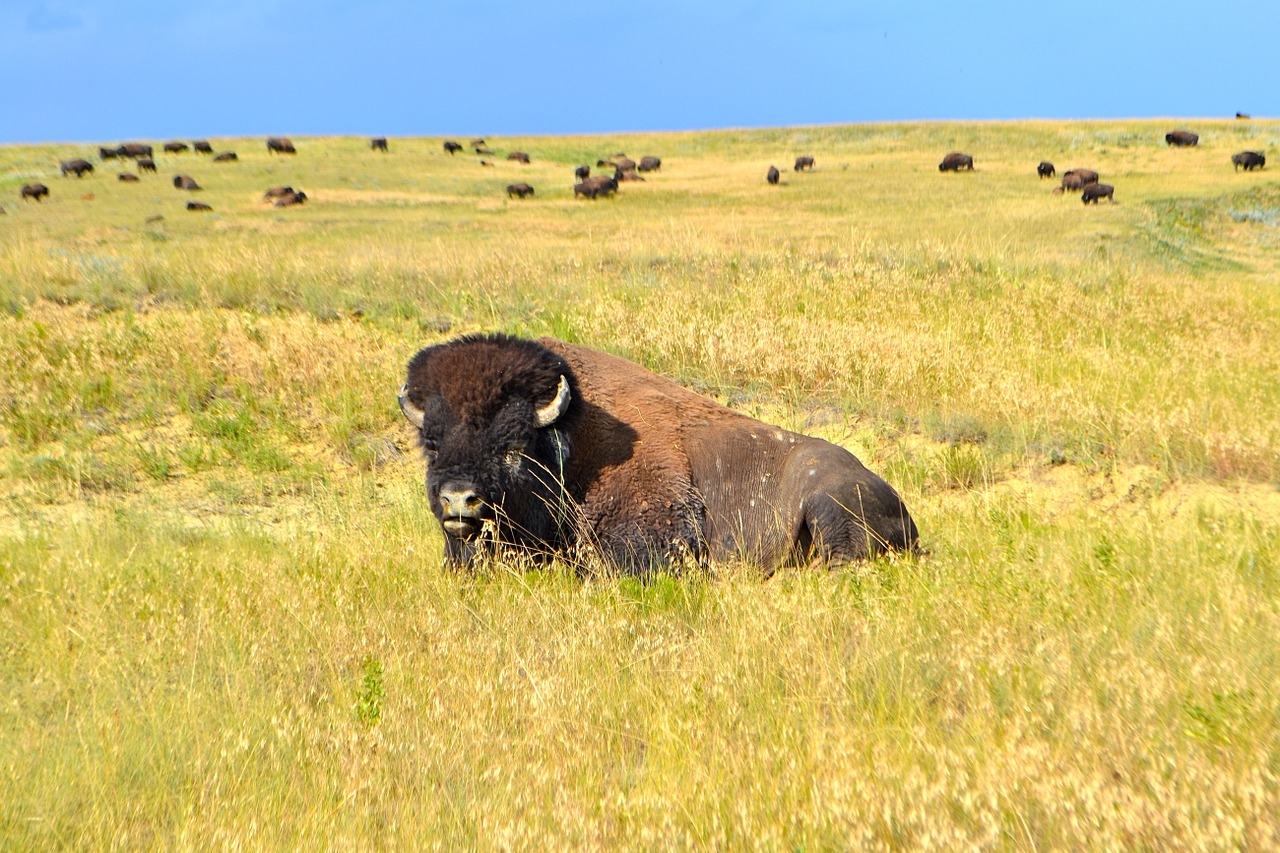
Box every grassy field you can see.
[2,119,1279,847]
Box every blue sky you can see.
[2,0,1274,143]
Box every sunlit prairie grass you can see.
[1,121,1279,847]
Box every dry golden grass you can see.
[2,121,1279,847]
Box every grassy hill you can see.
[2,120,1279,846]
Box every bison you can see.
[794,156,815,171]
[60,159,94,178]
[117,142,153,159]
[613,156,636,172]
[273,190,307,207]
[173,174,201,190]
[508,151,531,164]
[575,165,590,181]
[1081,183,1115,204]
[193,140,213,154]
[21,183,49,202]
[614,167,645,182]
[596,159,618,169]
[637,156,662,172]
[1037,161,1056,179]
[506,182,535,198]
[573,175,618,199]
[371,137,389,152]
[186,201,213,212]
[99,146,119,161]
[1166,130,1199,147]
[212,152,238,162]
[266,137,297,154]
[137,158,157,173]
[263,186,295,200]
[444,140,463,155]
[1059,169,1099,191]
[767,165,780,185]
[470,138,486,147]
[475,146,494,155]
[938,152,974,171]
[1236,112,1251,120]
[118,173,141,182]
[1232,151,1265,171]
[399,334,918,572]
[163,141,189,154]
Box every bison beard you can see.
[401,334,918,572]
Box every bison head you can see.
[400,334,581,566]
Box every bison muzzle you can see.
[400,334,918,572]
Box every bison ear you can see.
[398,384,426,430]
[532,375,571,429]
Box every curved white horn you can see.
[533,375,571,428]
[398,384,425,430]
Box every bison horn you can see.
[398,384,426,430]
[533,375,571,428]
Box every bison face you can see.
[400,361,575,566]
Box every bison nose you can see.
[439,483,484,518]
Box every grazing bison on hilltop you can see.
[137,158,157,173]
[173,175,201,190]
[1166,130,1199,147]
[938,152,974,171]
[117,143,153,159]
[638,156,662,172]
[163,141,189,154]
[118,173,140,182]
[506,182,534,198]
[400,334,918,572]
[574,175,618,199]
[273,190,307,207]
[1236,112,1251,120]
[266,137,296,154]
[444,140,463,155]
[508,151,531,164]
[21,183,49,202]
[61,159,94,177]
[186,201,213,212]
[1037,161,1056,179]
[1082,183,1115,204]
[575,165,590,181]
[767,165,780,185]
[193,140,213,154]
[371,137,388,152]
[794,156,815,171]
[212,152,238,162]
[1232,151,1265,171]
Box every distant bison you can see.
[475,146,494,155]
[118,173,140,182]
[118,142,153,159]
[263,185,295,200]
[596,159,618,169]
[1236,112,1251,120]
[1059,169,1099,191]
[614,156,636,172]
[506,182,535,198]
[163,141,189,154]
[1231,151,1265,171]
[21,183,49,202]
[508,151,531,164]
[186,201,213,212]
[767,165,780,185]
[60,159,94,178]
[266,137,296,154]
[444,140,463,155]
[173,175,201,190]
[574,175,618,199]
[1037,161,1056,179]
[399,334,919,572]
[794,156,815,171]
[99,147,119,161]
[470,138,486,147]
[273,190,308,207]
[614,168,645,182]
[371,137,388,152]
[1165,130,1199,147]
[575,165,590,181]
[1082,183,1115,204]
[137,158,157,173]
[212,152,238,162]
[637,156,662,172]
[193,140,213,154]
[938,152,974,171]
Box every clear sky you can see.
[3,0,1274,144]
